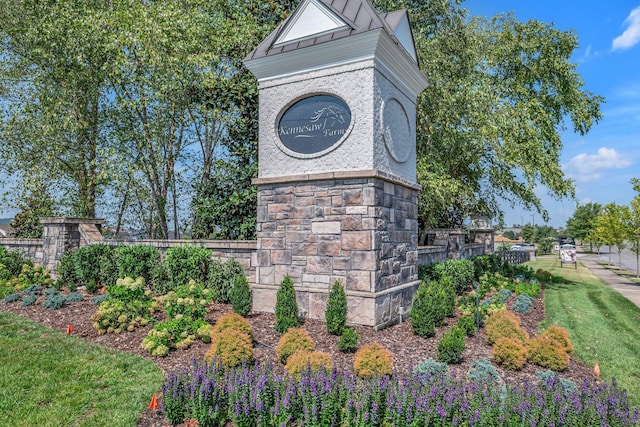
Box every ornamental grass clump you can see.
[276,327,315,364]
[493,337,528,370]
[527,335,569,371]
[284,350,333,380]
[354,343,393,379]
[485,309,529,345]
[205,329,254,369]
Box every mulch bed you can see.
[0,289,598,426]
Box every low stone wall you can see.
[0,238,44,265]
[417,245,448,266]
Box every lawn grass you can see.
[528,256,640,406]
[0,312,164,427]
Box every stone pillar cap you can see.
[40,217,106,225]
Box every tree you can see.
[534,225,557,254]
[375,0,603,232]
[521,224,535,243]
[566,202,602,250]
[0,0,115,217]
[593,203,629,268]
[9,179,56,238]
[628,178,640,278]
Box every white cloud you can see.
[612,5,640,51]
[564,147,632,183]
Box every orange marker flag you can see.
[594,360,601,378]
[149,393,159,410]
[66,325,74,334]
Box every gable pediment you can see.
[275,0,351,45]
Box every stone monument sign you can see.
[245,0,428,329]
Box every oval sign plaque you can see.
[277,95,351,155]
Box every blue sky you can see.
[467,1,640,228]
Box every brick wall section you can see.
[253,172,420,329]
[0,238,44,265]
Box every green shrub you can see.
[142,316,208,356]
[413,358,448,376]
[275,276,299,334]
[512,294,533,314]
[150,262,171,295]
[325,280,347,335]
[3,292,21,303]
[92,294,109,305]
[437,326,465,364]
[208,258,244,303]
[338,327,359,353]
[276,328,315,364]
[536,370,577,395]
[493,337,528,370]
[161,282,211,321]
[468,358,500,383]
[410,280,451,338]
[472,254,503,279]
[165,245,211,289]
[496,288,512,302]
[354,343,393,379]
[205,329,254,369]
[515,280,541,298]
[44,288,58,297]
[66,291,85,302]
[0,247,26,277]
[56,250,78,288]
[433,259,475,294]
[21,293,37,307]
[73,244,116,287]
[230,274,252,317]
[534,269,553,283]
[43,293,66,310]
[114,245,161,284]
[284,350,333,380]
[107,277,147,303]
[457,314,477,336]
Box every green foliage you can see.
[512,294,533,314]
[8,180,56,238]
[565,202,602,243]
[142,317,208,357]
[468,358,500,383]
[413,358,448,377]
[164,245,211,289]
[107,277,147,304]
[337,327,359,353]
[432,259,474,294]
[92,277,157,335]
[325,280,347,335]
[275,276,299,335]
[56,250,78,290]
[410,279,454,338]
[74,244,116,287]
[91,295,109,305]
[161,282,211,320]
[457,314,477,336]
[66,292,85,303]
[150,262,171,295]
[0,248,26,277]
[230,274,252,317]
[437,326,466,364]
[85,280,99,295]
[20,293,37,307]
[3,293,21,304]
[208,258,245,303]
[114,245,161,285]
[471,254,504,279]
[43,294,66,310]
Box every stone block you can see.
[318,240,341,256]
[342,231,371,250]
[347,270,371,292]
[333,256,350,270]
[309,292,329,320]
[256,250,271,267]
[296,196,316,206]
[350,250,377,270]
[260,238,285,250]
[252,287,277,313]
[342,216,362,231]
[347,296,374,326]
[346,206,368,215]
[307,256,332,274]
[271,250,292,265]
[302,273,331,287]
[257,266,275,285]
[343,189,362,205]
[311,221,341,234]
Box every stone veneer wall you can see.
[0,238,44,265]
[253,171,420,330]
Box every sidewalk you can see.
[579,256,640,309]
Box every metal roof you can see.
[246,0,418,65]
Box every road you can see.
[586,245,640,276]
